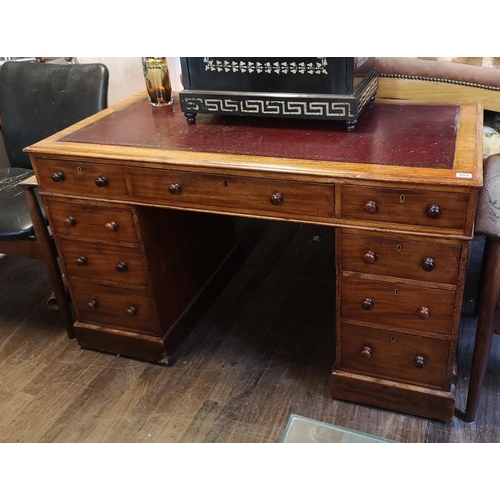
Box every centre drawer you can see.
[59,239,149,286]
[45,199,139,244]
[340,324,449,389]
[341,185,469,231]
[341,230,462,284]
[127,167,335,221]
[341,277,456,335]
[70,280,160,335]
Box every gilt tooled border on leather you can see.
[380,73,500,92]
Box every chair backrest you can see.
[0,61,109,169]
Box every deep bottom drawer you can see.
[70,280,160,336]
[340,324,450,389]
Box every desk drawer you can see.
[35,159,128,199]
[340,324,449,389]
[127,168,335,221]
[341,185,469,231]
[59,239,149,286]
[71,280,160,335]
[45,199,139,244]
[341,277,455,335]
[341,231,462,285]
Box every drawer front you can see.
[340,324,449,389]
[71,280,160,335]
[341,231,462,285]
[341,185,469,231]
[35,159,128,199]
[341,277,455,335]
[59,239,149,286]
[128,168,335,220]
[45,199,139,244]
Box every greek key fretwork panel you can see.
[182,97,354,118]
[357,77,379,111]
[205,99,239,113]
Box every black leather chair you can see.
[0,61,109,338]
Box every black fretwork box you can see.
[179,57,378,131]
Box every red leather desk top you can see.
[62,96,459,170]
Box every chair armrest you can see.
[476,154,500,237]
[484,128,500,160]
[19,174,38,189]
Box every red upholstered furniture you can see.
[376,57,500,112]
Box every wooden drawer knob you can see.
[417,306,430,320]
[421,257,435,272]
[75,256,87,266]
[270,193,283,206]
[95,176,109,187]
[64,216,76,227]
[126,306,137,316]
[415,356,426,369]
[363,250,377,264]
[116,262,128,272]
[426,205,441,219]
[87,299,99,309]
[105,221,118,232]
[51,172,65,182]
[361,346,372,359]
[169,183,182,194]
[361,297,374,310]
[364,200,378,214]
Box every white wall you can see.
[75,57,183,106]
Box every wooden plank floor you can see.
[1,218,499,443]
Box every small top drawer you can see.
[34,159,128,199]
[45,199,139,244]
[127,167,335,222]
[341,185,469,231]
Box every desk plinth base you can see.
[74,322,175,363]
[330,368,456,422]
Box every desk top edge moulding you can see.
[24,89,483,422]
[179,57,379,131]
[26,93,483,190]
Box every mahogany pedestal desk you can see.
[25,93,483,422]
